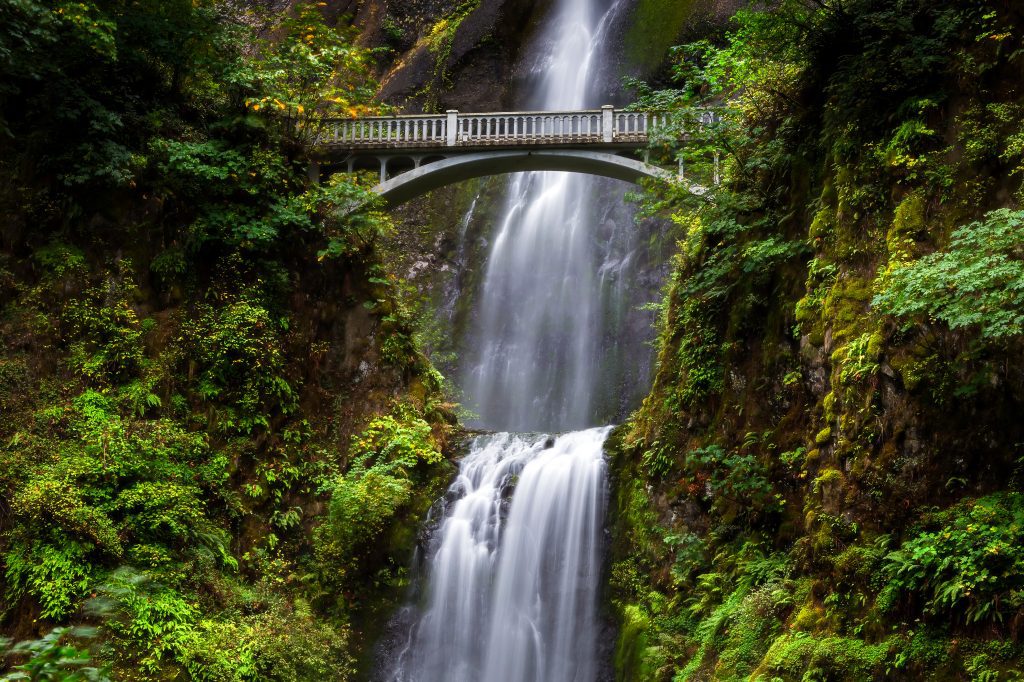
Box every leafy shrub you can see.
[179,599,354,681]
[883,492,1024,624]
[11,476,121,555]
[102,574,198,674]
[874,209,1024,339]
[1,625,111,682]
[64,269,146,384]
[319,407,442,566]
[111,482,234,569]
[33,244,87,280]
[4,539,92,620]
[686,445,781,519]
[182,297,296,433]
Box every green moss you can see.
[614,604,656,681]
[821,275,873,345]
[715,583,792,678]
[792,600,827,632]
[813,468,842,491]
[865,332,884,360]
[808,206,834,240]
[888,340,941,393]
[756,633,896,680]
[887,192,927,261]
[814,427,832,445]
[622,0,700,74]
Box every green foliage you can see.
[11,470,122,555]
[686,445,781,520]
[0,0,445,678]
[883,492,1024,624]
[102,573,198,674]
[33,244,87,279]
[316,178,396,260]
[64,267,146,384]
[320,406,442,564]
[1,0,224,187]
[835,332,882,384]
[181,293,296,433]
[4,540,92,620]
[419,0,481,107]
[349,409,442,466]
[1,626,111,682]
[874,209,1024,339]
[619,0,1024,678]
[243,3,378,144]
[179,599,353,681]
[756,632,895,682]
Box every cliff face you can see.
[335,0,545,112]
[606,1,1024,679]
[337,0,741,113]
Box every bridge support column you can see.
[380,158,388,182]
[307,161,320,185]
[602,105,614,143]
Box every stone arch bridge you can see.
[311,106,717,206]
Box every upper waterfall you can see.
[459,0,649,432]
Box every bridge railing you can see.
[316,107,715,149]
[320,114,448,146]
[455,111,604,142]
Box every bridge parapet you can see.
[315,106,717,151]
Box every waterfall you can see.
[386,430,609,682]
[462,0,637,432]
[379,1,643,679]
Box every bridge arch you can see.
[370,150,671,207]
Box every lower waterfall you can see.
[383,428,609,682]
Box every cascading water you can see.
[379,1,645,679]
[462,0,635,432]
[386,430,608,682]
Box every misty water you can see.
[380,0,648,679]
